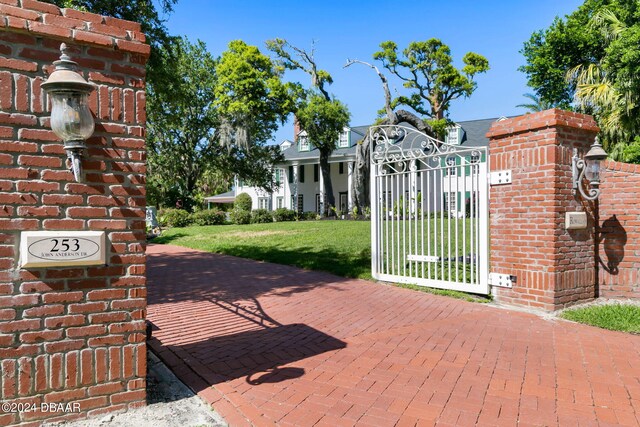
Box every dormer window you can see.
[299,135,310,151]
[338,129,350,148]
[445,125,463,145]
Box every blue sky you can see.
[163,0,583,143]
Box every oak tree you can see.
[147,38,292,209]
[267,39,351,214]
[345,39,489,211]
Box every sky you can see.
[162,0,584,144]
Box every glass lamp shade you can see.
[584,159,601,183]
[49,91,94,142]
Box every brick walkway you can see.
[147,244,640,427]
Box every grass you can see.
[561,303,640,334]
[154,220,373,279]
[380,217,480,283]
[154,219,489,301]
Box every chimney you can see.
[293,115,300,142]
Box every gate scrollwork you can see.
[370,125,483,172]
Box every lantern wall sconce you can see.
[572,137,608,201]
[41,43,96,182]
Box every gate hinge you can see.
[489,273,515,288]
[489,170,512,185]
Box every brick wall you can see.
[487,109,599,311]
[0,1,148,425]
[598,161,640,298]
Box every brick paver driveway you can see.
[147,244,640,427]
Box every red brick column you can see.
[598,161,640,298]
[486,109,599,311]
[0,1,148,425]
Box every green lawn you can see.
[561,304,640,334]
[154,220,373,279]
[153,219,490,302]
[380,218,479,283]
[155,218,481,281]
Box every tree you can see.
[345,39,489,211]
[147,38,292,209]
[519,0,639,110]
[297,94,350,213]
[516,93,552,112]
[373,39,489,135]
[521,1,640,158]
[567,7,640,156]
[44,0,179,87]
[146,37,217,209]
[267,39,350,214]
[215,40,298,149]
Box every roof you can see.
[281,127,362,162]
[204,190,235,203]
[455,117,503,147]
[280,117,502,163]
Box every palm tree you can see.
[516,93,551,112]
[566,8,639,158]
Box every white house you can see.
[217,117,500,215]
[235,125,366,214]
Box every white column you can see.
[347,161,354,213]
[293,163,299,211]
[284,167,290,209]
[319,163,325,215]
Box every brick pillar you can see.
[486,109,599,311]
[0,1,148,425]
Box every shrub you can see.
[191,209,226,226]
[234,192,252,211]
[159,208,192,228]
[229,208,251,225]
[273,208,296,222]
[300,211,319,221]
[251,209,273,224]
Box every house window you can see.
[445,157,456,176]
[292,195,303,213]
[339,162,344,174]
[338,130,349,148]
[446,126,460,145]
[470,154,480,175]
[275,168,284,186]
[299,165,305,183]
[314,164,319,182]
[276,197,284,209]
[443,192,456,212]
[258,197,269,210]
[299,135,310,151]
[288,165,294,183]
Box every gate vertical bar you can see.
[385,172,390,275]
[478,157,490,293]
[371,162,379,280]
[462,157,467,284]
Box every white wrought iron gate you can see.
[370,125,489,294]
